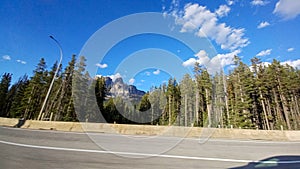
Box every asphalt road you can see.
[0,126,299,169]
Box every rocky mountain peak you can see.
[104,76,145,99]
[114,77,124,84]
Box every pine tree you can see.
[287,65,300,129]
[163,78,181,125]
[0,73,12,117]
[95,76,107,117]
[194,63,212,127]
[41,61,62,120]
[250,57,265,129]
[85,75,102,122]
[55,55,76,121]
[104,98,118,123]
[149,87,163,125]
[137,93,151,123]
[213,71,228,128]
[228,56,255,129]
[180,74,196,126]
[20,58,48,120]
[6,75,29,118]
[73,56,89,122]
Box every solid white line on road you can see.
[0,140,251,163]
[1,140,300,164]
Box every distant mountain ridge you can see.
[104,76,146,99]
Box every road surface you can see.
[0,126,299,169]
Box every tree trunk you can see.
[273,88,283,126]
[277,76,291,130]
[220,97,224,128]
[185,94,187,127]
[205,88,211,127]
[294,95,300,117]
[45,83,62,120]
[168,95,171,125]
[195,90,199,126]
[177,99,180,126]
[290,96,297,129]
[267,100,275,130]
[279,90,291,130]
[259,89,270,130]
[224,75,230,126]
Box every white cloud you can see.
[153,69,160,75]
[257,21,270,29]
[281,59,300,68]
[16,59,26,64]
[145,71,151,76]
[141,80,145,83]
[183,50,210,67]
[211,49,241,68]
[182,58,197,67]
[251,59,300,70]
[261,62,271,67]
[251,0,269,6]
[195,50,210,65]
[95,75,103,79]
[273,0,300,20]
[108,73,122,82]
[251,60,300,71]
[95,63,108,68]
[215,5,231,17]
[129,78,135,85]
[256,49,272,57]
[174,3,249,51]
[250,61,271,72]
[2,55,11,60]
[183,49,241,74]
[195,50,207,58]
[287,47,294,52]
[226,0,235,6]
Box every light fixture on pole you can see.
[37,35,63,121]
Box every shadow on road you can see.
[13,118,26,128]
[229,155,300,169]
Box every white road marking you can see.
[0,139,252,163]
[1,140,300,164]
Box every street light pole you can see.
[37,36,63,121]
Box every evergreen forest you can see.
[1,55,299,130]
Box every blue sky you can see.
[1,0,300,91]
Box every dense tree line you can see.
[0,55,299,130]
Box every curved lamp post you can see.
[37,36,63,121]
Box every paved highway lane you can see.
[0,126,299,169]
